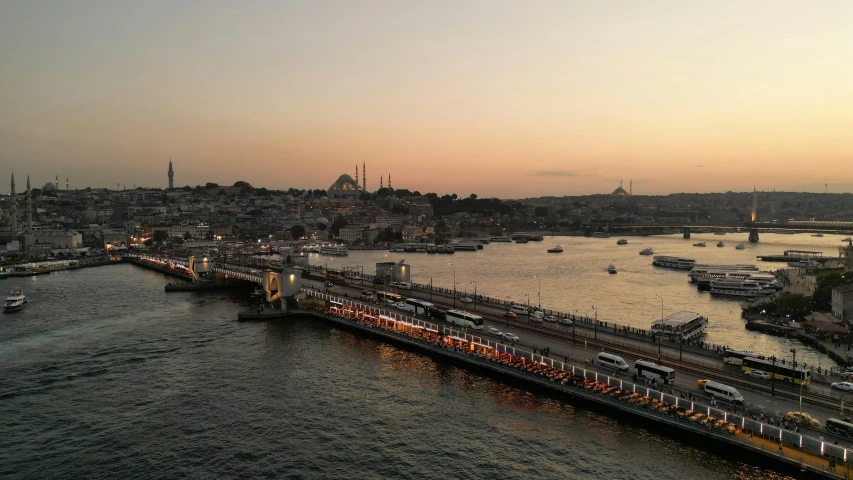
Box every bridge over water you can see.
[608,221,853,243]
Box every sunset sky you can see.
[1,1,851,197]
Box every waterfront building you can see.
[339,225,366,244]
[832,284,853,322]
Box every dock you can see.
[286,290,844,479]
[758,250,824,262]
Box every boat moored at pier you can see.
[709,279,765,297]
[319,243,348,256]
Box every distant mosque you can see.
[327,163,393,201]
[612,179,632,197]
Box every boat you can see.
[4,288,26,312]
[788,259,819,268]
[812,233,824,237]
[639,247,654,256]
[616,239,628,245]
[688,265,760,282]
[709,279,766,297]
[319,243,349,256]
[843,238,852,242]
[735,243,745,250]
[693,242,706,247]
[716,241,725,247]
[607,264,617,274]
[652,256,696,269]
[426,244,437,254]
[515,237,529,244]
[695,271,781,292]
[451,241,479,251]
[547,245,563,253]
[651,311,708,341]
[490,236,513,242]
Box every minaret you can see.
[380,176,384,189]
[10,173,17,238]
[751,187,758,222]
[55,174,59,188]
[26,175,32,232]
[66,176,69,191]
[168,159,174,189]
[362,162,366,193]
[355,165,359,186]
[629,180,632,196]
[388,174,392,190]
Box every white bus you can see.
[509,304,529,315]
[399,298,434,316]
[634,360,676,385]
[723,349,759,366]
[377,292,403,304]
[446,310,484,330]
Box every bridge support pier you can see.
[683,227,690,239]
[748,228,760,243]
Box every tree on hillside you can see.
[331,216,348,236]
[183,231,193,240]
[290,224,306,240]
[153,230,169,244]
[534,206,548,217]
[205,182,219,189]
[813,271,849,311]
[233,181,251,188]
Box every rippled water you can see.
[324,233,846,364]
[0,264,796,479]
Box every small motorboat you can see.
[716,241,725,248]
[735,243,745,250]
[639,247,654,256]
[842,238,852,242]
[693,242,706,247]
[4,288,26,312]
[547,245,563,253]
[607,264,617,274]
[616,239,628,245]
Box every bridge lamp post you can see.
[449,262,456,309]
[586,305,596,341]
[534,275,541,310]
[471,281,477,311]
[525,293,530,323]
[770,355,777,396]
[791,348,803,418]
[654,294,664,363]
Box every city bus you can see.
[399,298,434,316]
[634,360,676,385]
[742,357,811,385]
[723,349,760,365]
[377,292,403,305]
[445,310,484,330]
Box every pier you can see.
[290,290,847,479]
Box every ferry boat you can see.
[547,245,563,253]
[4,288,26,312]
[607,264,617,274]
[692,263,758,272]
[735,243,745,250]
[693,242,706,247]
[695,272,781,291]
[716,241,725,247]
[436,245,455,254]
[651,311,708,341]
[426,244,437,254]
[490,236,513,242]
[515,237,529,244]
[652,256,696,269]
[709,279,765,297]
[319,243,349,256]
[688,265,759,282]
[451,241,479,251]
[616,239,628,245]
[639,247,654,256]
[591,232,611,238]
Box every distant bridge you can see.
[607,221,853,243]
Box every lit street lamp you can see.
[449,262,456,308]
[471,281,477,311]
[534,275,541,310]
[586,305,597,340]
[654,294,664,363]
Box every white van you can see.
[510,304,529,315]
[702,380,744,405]
[396,281,412,290]
[597,352,630,373]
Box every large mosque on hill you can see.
[327,163,393,201]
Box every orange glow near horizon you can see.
[1,1,852,197]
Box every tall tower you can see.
[10,173,17,238]
[55,174,58,188]
[26,175,32,232]
[751,187,758,222]
[388,174,392,190]
[355,164,359,186]
[168,159,174,189]
[629,179,632,196]
[362,162,366,193]
[380,176,384,189]
[66,176,69,191]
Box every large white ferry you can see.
[4,288,26,312]
[709,279,765,297]
[651,311,708,341]
[688,264,759,282]
[696,272,781,292]
[319,243,349,256]
[652,256,696,269]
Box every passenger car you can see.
[503,311,517,319]
[461,297,473,303]
[544,315,559,323]
[487,327,503,336]
[744,370,771,380]
[501,333,519,342]
[558,318,573,326]
[832,381,853,392]
[785,412,820,428]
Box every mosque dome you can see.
[328,173,362,199]
[611,180,629,197]
[43,182,56,191]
